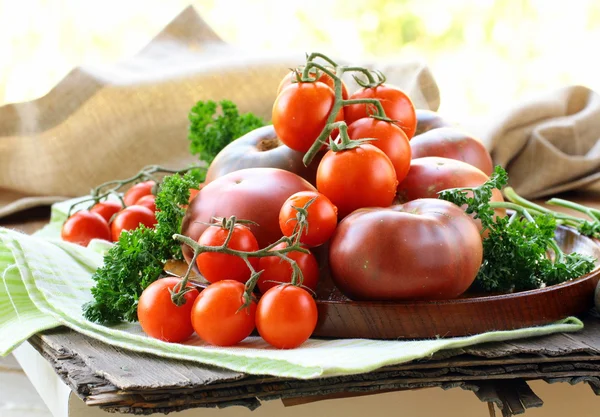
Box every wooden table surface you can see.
[3,190,600,417]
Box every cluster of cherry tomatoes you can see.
[137,190,338,349]
[61,180,158,246]
[273,67,416,218]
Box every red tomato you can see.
[410,127,493,176]
[111,205,157,242]
[61,210,111,246]
[256,285,318,349]
[90,201,122,223]
[124,181,155,206]
[181,168,316,264]
[277,69,349,100]
[316,144,397,219]
[257,243,320,293]
[137,277,199,343]
[347,117,412,183]
[279,191,338,247]
[329,199,483,301]
[344,84,417,139]
[191,280,256,347]
[196,223,260,284]
[188,188,200,203]
[136,195,157,212]
[272,81,343,153]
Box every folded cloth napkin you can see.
[0,205,583,379]
[469,85,600,199]
[0,6,439,219]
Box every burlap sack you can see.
[0,6,440,218]
[471,85,600,199]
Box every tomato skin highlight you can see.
[316,144,398,219]
[344,85,417,139]
[191,280,256,347]
[256,285,318,349]
[272,81,342,153]
[279,191,338,247]
[90,201,122,223]
[196,224,260,284]
[329,199,483,301]
[124,180,155,206]
[110,205,157,242]
[137,277,199,343]
[347,117,412,183]
[257,243,320,294]
[61,210,111,246]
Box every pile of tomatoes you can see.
[61,180,158,246]
[62,54,498,350]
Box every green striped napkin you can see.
[0,200,585,379]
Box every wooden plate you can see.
[312,226,600,339]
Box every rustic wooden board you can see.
[25,315,600,416]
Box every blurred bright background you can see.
[1,0,599,121]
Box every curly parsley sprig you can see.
[439,166,596,293]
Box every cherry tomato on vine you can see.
[256,284,318,349]
[90,201,122,223]
[196,223,260,284]
[257,242,320,294]
[344,85,417,139]
[123,180,156,206]
[316,144,398,219]
[110,205,157,241]
[191,280,256,347]
[137,277,199,343]
[61,210,111,246]
[279,191,337,247]
[136,195,157,213]
[277,69,349,100]
[272,81,343,153]
[347,117,412,183]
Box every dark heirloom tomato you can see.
[329,199,483,301]
[410,128,493,176]
[414,109,453,136]
[205,125,324,186]
[181,168,316,264]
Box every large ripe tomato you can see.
[123,180,156,206]
[257,243,320,293]
[256,284,318,349]
[329,199,483,301]
[196,223,259,284]
[137,277,199,343]
[191,280,256,347]
[181,168,316,264]
[61,210,111,246]
[346,117,412,183]
[272,81,343,153]
[111,205,157,242]
[344,84,417,139]
[316,144,397,219]
[205,125,325,186]
[410,128,493,176]
[90,201,122,223]
[279,191,338,247]
[277,69,349,100]
[396,157,504,232]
